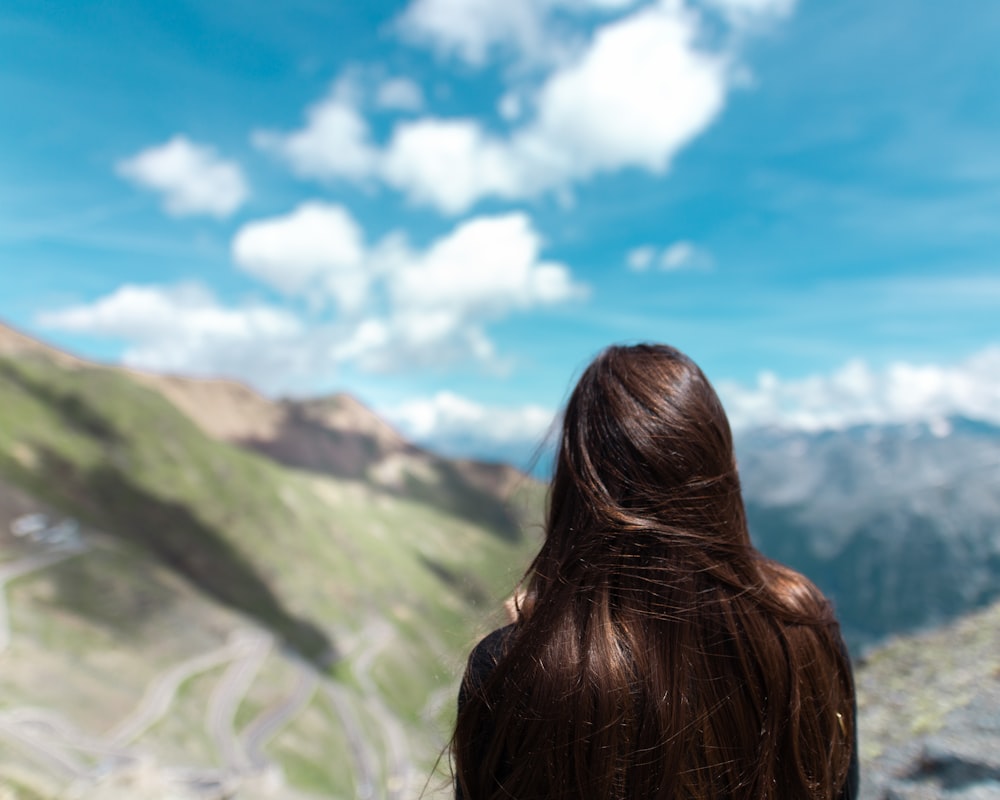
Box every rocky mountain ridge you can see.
[0,321,530,538]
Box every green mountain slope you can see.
[0,329,543,799]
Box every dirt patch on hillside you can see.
[0,322,85,368]
[129,372,285,442]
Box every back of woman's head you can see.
[545,343,747,582]
[454,344,855,800]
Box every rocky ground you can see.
[856,599,1000,799]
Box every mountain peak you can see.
[291,392,407,454]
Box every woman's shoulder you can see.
[465,623,517,686]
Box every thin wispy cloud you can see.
[374,77,426,112]
[627,240,712,272]
[702,0,796,27]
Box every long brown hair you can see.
[453,344,854,799]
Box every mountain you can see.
[738,421,1000,651]
[0,322,542,799]
[3,321,1000,798]
[132,370,528,541]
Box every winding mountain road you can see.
[0,525,434,799]
[206,630,272,773]
[0,542,88,653]
[323,681,378,799]
[241,656,319,772]
[351,619,417,800]
[0,713,91,778]
[105,632,257,748]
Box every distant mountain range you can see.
[738,419,1000,651]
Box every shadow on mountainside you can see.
[241,409,526,543]
[0,362,123,446]
[0,361,335,664]
[418,554,491,608]
[33,447,335,664]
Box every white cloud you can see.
[266,3,732,214]
[36,284,318,391]
[719,347,1000,432]
[393,212,584,314]
[65,207,584,378]
[519,5,726,178]
[229,206,584,367]
[396,0,547,67]
[384,391,556,461]
[381,119,526,214]
[626,245,657,271]
[627,240,712,271]
[701,0,796,27]
[253,80,378,182]
[497,91,523,121]
[232,202,368,312]
[396,0,641,67]
[661,241,696,269]
[374,77,426,111]
[116,136,249,218]
[346,211,587,371]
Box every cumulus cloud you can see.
[232,202,368,312]
[392,213,581,314]
[395,0,548,67]
[520,5,725,178]
[41,209,586,387]
[36,284,319,391]
[384,391,557,463]
[334,211,587,371]
[627,240,713,271]
[116,136,249,218]
[396,0,640,67]
[253,80,378,182]
[381,118,526,214]
[719,348,1000,432]
[261,2,739,214]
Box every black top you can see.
[456,624,859,799]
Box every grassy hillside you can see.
[0,347,543,798]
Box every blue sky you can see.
[2,0,998,465]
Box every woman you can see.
[453,344,858,800]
